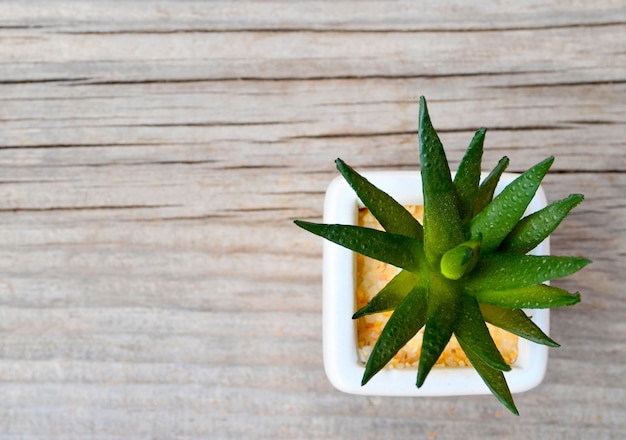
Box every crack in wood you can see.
[76,70,541,86]
[263,191,324,196]
[224,207,293,213]
[490,79,626,88]
[107,121,307,128]
[0,204,182,213]
[561,120,624,126]
[0,143,161,150]
[0,179,76,184]
[287,125,572,140]
[26,160,219,168]
[218,165,287,171]
[0,78,89,85]
[123,214,235,223]
[288,130,417,140]
[54,21,626,35]
[0,25,47,30]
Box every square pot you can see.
[322,171,550,396]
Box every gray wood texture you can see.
[0,1,624,438]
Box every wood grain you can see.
[0,1,624,439]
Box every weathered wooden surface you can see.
[0,1,624,438]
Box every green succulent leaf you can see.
[454,128,486,223]
[473,156,510,216]
[336,158,423,239]
[419,96,465,264]
[499,194,584,255]
[471,284,581,309]
[470,156,554,252]
[417,271,461,387]
[455,294,511,371]
[294,221,423,273]
[480,304,559,347]
[362,283,427,385]
[457,337,519,416]
[353,269,420,318]
[465,254,591,292]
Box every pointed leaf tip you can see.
[472,284,582,309]
[470,156,556,252]
[457,337,519,415]
[352,270,420,318]
[474,156,510,216]
[500,193,585,254]
[454,128,486,223]
[480,304,561,347]
[335,158,423,239]
[293,221,423,273]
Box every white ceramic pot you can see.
[322,171,550,396]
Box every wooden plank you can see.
[1,1,625,31]
[1,26,625,83]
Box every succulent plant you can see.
[294,96,590,414]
